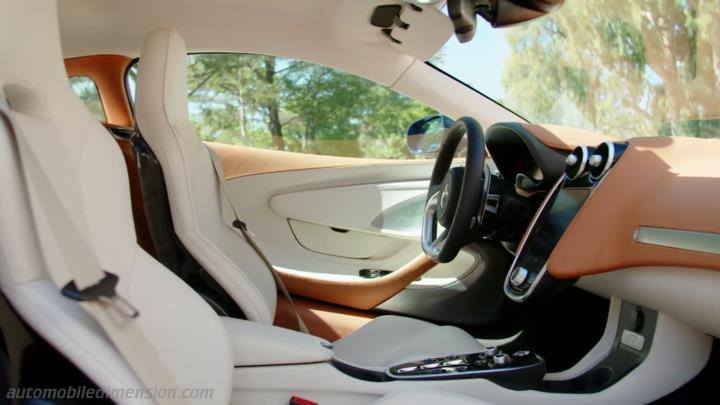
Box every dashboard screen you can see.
[517,187,591,273]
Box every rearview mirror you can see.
[407,114,455,157]
[447,0,565,42]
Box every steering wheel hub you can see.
[437,167,464,228]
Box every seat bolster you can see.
[332,315,483,371]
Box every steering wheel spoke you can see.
[421,117,486,263]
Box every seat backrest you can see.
[134,28,278,324]
[0,0,233,402]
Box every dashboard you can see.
[486,122,720,337]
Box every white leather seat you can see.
[0,0,232,403]
[134,27,483,370]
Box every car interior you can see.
[1,0,719,404]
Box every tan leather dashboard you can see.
[548,136,720,279]
[522,123,616,151]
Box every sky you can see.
[432,22,513,103]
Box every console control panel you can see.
[386,347,545,387]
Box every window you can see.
[69,76,106,122]
[432,0,720,139]
[127,54,438,159]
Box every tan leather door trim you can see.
[277,254,436,310]
[207,142,433,179]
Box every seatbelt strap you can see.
[205,145,308,333]
[2,110,188,405]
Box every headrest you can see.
[135,28,189,128]
[0,0,71,113]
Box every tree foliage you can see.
[69,76,106,122]
[501,0,720,139]
[186,54,436,158]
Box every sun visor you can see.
[371,3,453,61]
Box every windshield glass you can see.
[432,0,720,139]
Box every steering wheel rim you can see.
[422,117,486,263]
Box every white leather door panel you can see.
[223,163,480,289]
[288,219,404,260]
[271,180,427,239]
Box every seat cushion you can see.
[375,389,492,405]
[332,315,483,371]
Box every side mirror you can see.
[407,114,455,157]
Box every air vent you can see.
[588,141,615,180]
[565,145,590,180]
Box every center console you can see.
[332,141,629,391]
[334,345,546,389]
[504,141,627,302]
[387,346,545,389]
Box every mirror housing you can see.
[406,114,455,157]
[448,0,565,42]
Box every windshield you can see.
[432,0,720,139]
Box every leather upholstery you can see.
[374,389,491,405]
[0,0,233,402]
[135,28,278,324]
[334,315,483,371]
[221,316,334,366]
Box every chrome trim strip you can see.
[634,227,720,255]
[503,176,566,302]
[567,145,588,180]
[590,141,614,181]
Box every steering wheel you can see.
[422,117,486,263]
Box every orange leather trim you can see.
[548,136,720,279]
[65,55,133,127]
[206,142,430,179]
[277,254,436,311]
[274,296,375,341]
[206,123,606,179]
[522,123,616,151]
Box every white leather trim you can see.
[221,317,333,367]
[1,1,234,402]
[233,311,710,404]
[375,389,492,405]
[333,315,484,372]
[577,266,720,337]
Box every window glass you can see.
[433,1,720,139]
[69,76,106,122]
[127,55,438,159]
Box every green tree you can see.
[185,54,437,158]
[501,0,720,139]
[69,76,106,122]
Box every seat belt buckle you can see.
[61,271,140,319]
